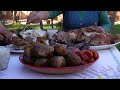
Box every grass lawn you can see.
[5,23,62,31]
[112,24,120,50]
[5,23,120,50]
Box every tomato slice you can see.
[72,49,99,63]
[79,50,93,60]
[89,58,95,62]
[90,50,99,59]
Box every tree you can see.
[12,11,20,23]
[108,11,117,33]
[0,11,6,25]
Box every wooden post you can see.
[51,19,53,28]
[40,20,43,30]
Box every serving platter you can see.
[90,41,120,50]
[19,55,99,74]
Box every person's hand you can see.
[4,31,14,44]
[97,26,105,32]
[0,24,13,44]
[0,34,4,41]
[27,11,49,24]
[93,23,105,32]
[27,12,41,24]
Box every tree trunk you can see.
[0,11,6,25]
[109,11,117,33]
[13,11,19,23]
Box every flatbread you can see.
[20,29,47,42]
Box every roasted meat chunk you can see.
[12,37,31,50]
[90,34,111,46]
[66,52,81,66]
[49,39,68,48]
[54,44,67,56]
[110,34,120,44]
[52,30,81,45]
[50,56,66,67]
[24,36,35,43]
[22,55,36,65]
[31,42,54,57]
[81,26,105,33]
[23,45,32,57]
[52,31,69,44]
[34,58,49,67]
[13,38,30,46]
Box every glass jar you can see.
[0,46,10,70]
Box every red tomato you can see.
[89,58,95,62]
[79,50,93,60]
[90,50,99,59]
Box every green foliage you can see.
[5,23,62,31]
[112,24,120,51]
[112,24,120,34]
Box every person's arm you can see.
[0,22,7,34]
[48,11,63,19]
[0,22,13,44]
[27,11,49,24]
[27,11,63,24]
[98,11,111,32]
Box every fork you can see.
[23,23,30,31]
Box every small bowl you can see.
[19,55,99,74]
[47,29,58,39]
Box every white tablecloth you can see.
[1,46,120,79]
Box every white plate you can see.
[6,44,24,54]
[90,41,120,50]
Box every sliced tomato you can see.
[90,50,99,59]
[89,58,95,62]
[72,49,98,63]
[79,50,93,60]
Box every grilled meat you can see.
[110,34,120,44]
[31,42,54,57]
[66,51,81,66]
[13,38,30,46]
[34,58,49,67]
[50,56,66,67]
[54,44,67,56]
